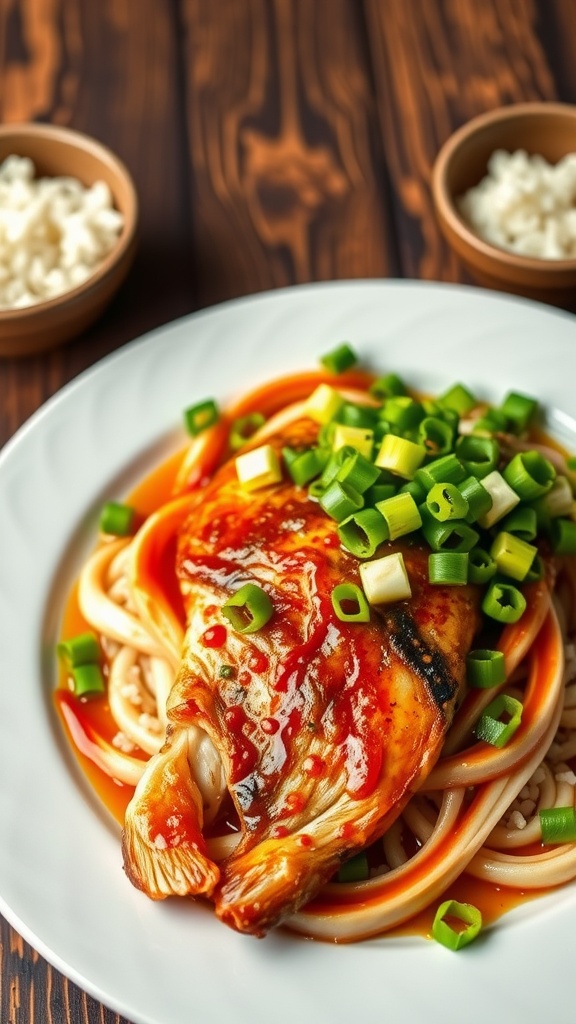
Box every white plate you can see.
[1,280,576,1024]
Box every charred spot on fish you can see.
[234,773,261,812]
[380,607,457,710]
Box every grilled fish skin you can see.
[122,418,480,935]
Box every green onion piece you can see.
[282,446,325,487]
[398,478,427,505]
[432,900,482,951]
[184,398,219,437]
[308,479,325,499]
[318,420,336,448]
[71,663,105,698]
[499,505,538,541]
[539,807,576,844]
[426,482,469,522]
[319,480,364,521]
[415,453,466,492]
[230,412,266,451]
[423,400,460,430]
[364,482,397,505]
[551,517,576,555]
[438,382,477,416]
[467,547,497,585]
[490,531,537,582]
[375,492,422,541]
[331,583,371,622]
[381,396,424,433]
[338,508,389,558]
[305,383,344,424]
[482,580,527,624]
[222,583,274,634]
[359,551,412,604]
[466,649,506,689]
[375,434,426,480]
[57,631,100,668]
[500,391,538,433]
[503,451,556,500]
[428,551,469,586]
[337,402,379,430]
[474,693,523,747]
[568,456,576,471]
[417,416,454,457]
[458,476,492,524]
[541,476,574,518]
[477,470,520,529]
[337,852,370,882]
[455,435,499,479]
[219,664,235,679]
[99,501,135,536]
[320,343,358,374]
[320,446,356,488]
[236,444,282,490]
[336,451,380,494]
[369,373,407,400]
[420,507,479,553]
[333,423,374,458]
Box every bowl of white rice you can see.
[0,123,138,357]
[431,102,576,304]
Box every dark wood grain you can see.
[2,1,576,1021]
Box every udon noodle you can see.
[57,367,576,942]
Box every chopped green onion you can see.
[369,373,407,399]
[320,343,358,374]
[381,396,424,433]
[99,501,135,536]
[426,483,469,522]
[57,631,100,668]
[319,446,355,488]
[551,517,576,555]
[337,852,370,882]
[359,551,412,605]
[222,583,274,634]
[336,451,380,493]
[308,479,325,499]
[415,453,466,492]
[482,580,526,624]
[319,480,364,521]
[455,435,499,479]
[500,391,538,433]
[525,554,544,582]
[466,649,506,689]
[337,402,379,430]
[71,663,105,698]
[417,416,454,457]
[332,423,374,458]
[428,551,469,585]
[541,477,574,518]
[503,451,556,500]
[230,412,266,450]
[375,492,422,541]
[364,482,397,505]
[184,398,219,437]
[458,476,492,524]
[539,807,576,844]
[467,547,497,585]
[219,664,235,679]
[375,434,426,480]
[236,444,283,490]
[282,446,325,487]
[438,382,477,416]
[477,470,520,529]
[304,383,344,424]
[398,478,427,504]
[338,508,388,558]
[490,531,537,582]
[420,509,479,553]
[474,693,523,747]
[331,583,371,622]
[499,505,538,541]
[472,408,508,435]
[432,900,482,951]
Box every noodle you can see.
[57,367,576,943]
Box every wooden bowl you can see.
[431,102,576,305]
[0,123,138,357]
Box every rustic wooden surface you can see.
[1,0,576,1020]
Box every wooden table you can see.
[1,1,575,1021]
